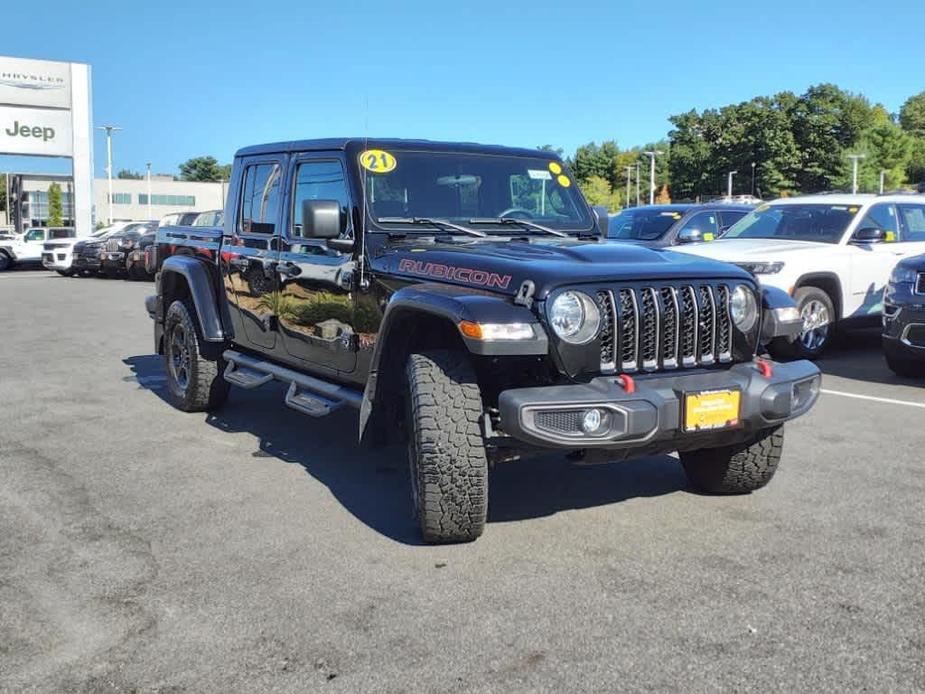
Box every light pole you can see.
[846,153,865,194]
[642,150,663,205]
[4,172,10,229]
[624,166,633,209]
[750,162,756,197]
[879,170,887,194]
[634,162,640,206]
[97,124,122,224]
[727,170,738,199]
[146,162,152,220]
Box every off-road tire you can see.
[680,426,784,494]
[163,299,229,412]
[0,252,11,272]
[770,287,836,360]
[405,350,488,543]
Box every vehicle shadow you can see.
[123,355,689,545]
[816,328,924,388]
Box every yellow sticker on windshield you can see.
[849,207,859,213]
[548,161,562,174]
[885,230,896,242]
[557,174,571,187]
[360,149,397,173]
[703,232,715,241]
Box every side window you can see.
[858,204,899,241]
[897,204,925,242]
[291,160,350,238]
[239,162,282,235]
[24,229,45,242]
[718,210,746,231]
[678,212,719,240]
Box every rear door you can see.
[223,156,286,350]
[847,203,904,317]
[276,154,357,374]
[895,202,925,258]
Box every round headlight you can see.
[549,291,600,344]
[730,285,758,332]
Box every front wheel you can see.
[680,426,784,494]
[405,350,488,543]
[770,287,835,360]
[56,270,72,277]
[0,253,11,272]
[163,300,229,412]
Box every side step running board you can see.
[223,350,363,417]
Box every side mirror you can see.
[852,227,885,243]
[300,199,345,239]
[676,228,702,244]
[592,205,608,237]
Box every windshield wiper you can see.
[377,216,486,238]
[469,217,569,238]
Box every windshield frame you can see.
[721,202,863,245]
[358,147,596,237]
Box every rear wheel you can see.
[163,299,229,412]
[0,253,11,272]
[680,426,784,494]
[405,349,488,543]
[770,287,835,360]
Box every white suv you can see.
[673,193,925,357]
[41,222,133,276]
[0,227,76,272]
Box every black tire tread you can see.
[680,426,784,494]
[164,299,229,412]
[406,350,488,543]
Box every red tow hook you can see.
[616,374,636,394]
[754,357,773,379]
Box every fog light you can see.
[792,376,820,412]
[581,408,604,434]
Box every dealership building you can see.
[11,174,226,226]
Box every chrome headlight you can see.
[738,261,784,275]
[549,291,600,344]
[730,285,758,332]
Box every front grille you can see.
[78,244,101,258]
[916,273,925,295]
[597,283,735,373]
[105,238,121,252]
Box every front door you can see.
[276,155,357,374]
[223,157,285,350]
[847,203,906,317]
[21,228,46,260]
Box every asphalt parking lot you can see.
[1,269,923,693]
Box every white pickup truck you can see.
[674,193,925,357]
[0,227,76,272]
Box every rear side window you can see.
[897,204,925,242]
[239,162,282,235]
[677,211,719,239]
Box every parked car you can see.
[100,222,158,277]
[73,226,129,275]
[146,137,819,543]
[159,212,200,227]
[0,227,75,272]
[882,254,925,376]
[42,221,134,276]
[673,194,925,358]
[608,203,753,247]
[126,226,159,280]
[192,209,224,227]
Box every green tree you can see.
[578,175,619,211]
[537,144,565,158]
[218,163,233,181]
[571,141,621,189]
[899,92,925,136]
[48,182,63,226]
[117,169,143,180]
[179,156,225,182]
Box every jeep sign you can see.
[0,107,73,156]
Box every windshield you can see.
[363,149,592,233]
[608,208,687,241]
[723,203,860,244]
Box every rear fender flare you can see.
[159,255,226,342]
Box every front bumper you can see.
[42,250,74,271]
[883,286,925,356]
[498,359,820,452]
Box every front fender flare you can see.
[760,285,802,344]
[359,282,547,442]
[159,255,226,342]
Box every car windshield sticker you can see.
[556,174,571,187]
[703,232,715,241]
[848,207,859,213]
[548,161,562,175]
[360,149,397,173]
[527,169,552,180]
[885,230,896,242]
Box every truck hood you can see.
[375,237,752,298]
[673,238,835,262]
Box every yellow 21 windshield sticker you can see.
[360,149,397,173]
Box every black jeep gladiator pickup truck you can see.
[146,138,820,543]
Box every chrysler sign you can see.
[1,106,73,156]
[0,56,71,109]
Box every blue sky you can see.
[2,0,924,178]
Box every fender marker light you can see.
[458,321,535,341]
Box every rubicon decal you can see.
[398,258,512,289]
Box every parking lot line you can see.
[821,388,925,409]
